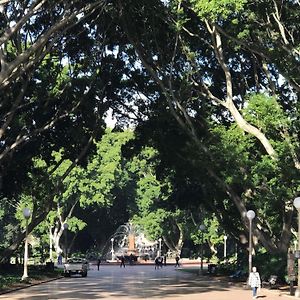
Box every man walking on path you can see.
[163,255,167,266]
[120,255,126,268]
[154,256,161,269]
[175,255,180,267]
[97,258,101,271]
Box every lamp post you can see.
[22,207,31,281]
[199,224,206,275]
[111,238,115,261]
[223,235,228,259]
[293,197,300,297]
[63,223,69,263]
[246,210,255,275]
[158,238,162,257]
[49,226,53,262]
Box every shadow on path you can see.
[0,265,247,299]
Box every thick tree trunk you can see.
[224,100,276,158]
[52,223,64,256]
[162,224,184,255]
[175,224,184,255]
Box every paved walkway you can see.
[0,265,295,299]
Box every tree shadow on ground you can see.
[0,266,245,299]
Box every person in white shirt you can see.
[248,266,261,299]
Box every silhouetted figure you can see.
[154,256,163,269]
[160,257,163,268]
[97,258,101,271]
[175,255,180,267]
[120,255,126,268]
[129,253,134,265]
[58,254,63,265]
[163,255,167,266]
[154,256,160,270]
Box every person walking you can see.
[154,256,161,270]
[248,266,261,299]
[129,253,134,265]
[97,257,101,271]
[57,253,63,265]
[163,255,167,266]
[175,255,180,267]
[120,255,126,268]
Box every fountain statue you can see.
[103,222,158,262]
[128,230,136,255]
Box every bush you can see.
[0,264,63,290]
[253,253,286,282]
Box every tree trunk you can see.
[0,131,95,262]
[175,223,184,255]
[52,223,64,256]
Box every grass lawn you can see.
[0,265,63,293]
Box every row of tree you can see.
[1,0,300,261]
[0,129,217,262]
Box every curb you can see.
[266,287,296,299]
[0,275,64,295]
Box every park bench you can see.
[262,275,278,289]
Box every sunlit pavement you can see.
[0,265,292,299]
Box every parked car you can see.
[64,258,88,277]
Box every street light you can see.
[111,238,115,261]
[49,226,53,262]
[199,224,206,275]
[158,238,162,257]
[22,207,31,281]
[293,197,300,297]
[63,223,69,263]
[246,210,255,275]
[223,235,228,259]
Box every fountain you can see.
[103,223,158,262]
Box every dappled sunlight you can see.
[0,265,249,300]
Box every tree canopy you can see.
[1,0,300,262]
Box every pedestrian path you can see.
[0,265,295,299]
